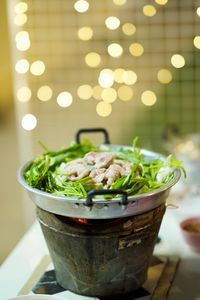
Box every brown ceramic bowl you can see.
[180,217,200,253]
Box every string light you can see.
[12,0,186,119]
[101,88,117,103]
[118,86,133,101]
[96,101,112,117]
[57,92,73,107]
[15,59,29,74]
[14,14,27,26]
[15,31,30,51]
[143,5,157,17]
[15,31,29,41]
[122,23,136,36]
[193,36,200,49]
[154,0,168,5]
[77,85,93,100]
[112,0,127,5]
[30,61,45,76]
[141,90,157,106]
[122,70,137,85]
[16,39,30,51]
[14,2,28,14]
[107,43,123,58]
[17,86,32,102]
[77,27,93,40]
[171,54,185,68]
[98,69,114,88]
[129,43,144,57]
[157,69,172,84]
[74,0,89,13]
[105,16,120,30]
[37,86,53,102]
[21,114,37,131]
[85,52,101,67]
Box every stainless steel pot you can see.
[18,128,181,219]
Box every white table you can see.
[0,196,200,300]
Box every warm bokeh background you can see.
[0,0,200,263]
[0,0,25,263]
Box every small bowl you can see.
[180,217,200,253]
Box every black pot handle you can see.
[75,128,110,144]
[86,189,128,207]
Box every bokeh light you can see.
[143,5,157,17]
[171,54,185,68]
[93,85,103,100]
[77,27,93,40]
[30,61,45,76]
[197,7,200,17]
[122,23,136,36]
[96,101,112,117]
[157,69,172,84]
[129,43,144,57]
[114,68,125,83]
[57,92,73,107]
[37,86,53,102]
[14,2,28,14]
[107,43,123,58]
[105,16,120,30]
[21,114,37,131]
[154,0,168,5]
[74,0,89,13]
[85,52,101,67]
[112,0,127,5]
[77,85,93,100]
[15,59,29,74]
[193,36,200,49]
[122,70,137,85]
[17,86,32,102]
[141,90,157,106]
[101,88,117,103]
[98,69,114,88]
[14,14,27,26]
[118,86,133,101]
[16,39,30,51]
[15,30,28,41]
[15,31,30,51]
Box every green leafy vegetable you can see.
[23,138,185,199]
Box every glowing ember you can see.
[73,218,88,223]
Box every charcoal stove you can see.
[37,204,166,298]
[19,250,179,299]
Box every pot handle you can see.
[86,189,128,206]
[75,128,110,144]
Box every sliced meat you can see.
[58,152,132,186]
[90,168,106,183]
[114,159,133,176]
[59,159,89,180]
[84,152,97,165]
[84,152,115,168]
[104,164,124,187]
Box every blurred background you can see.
[0,0,200,263]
